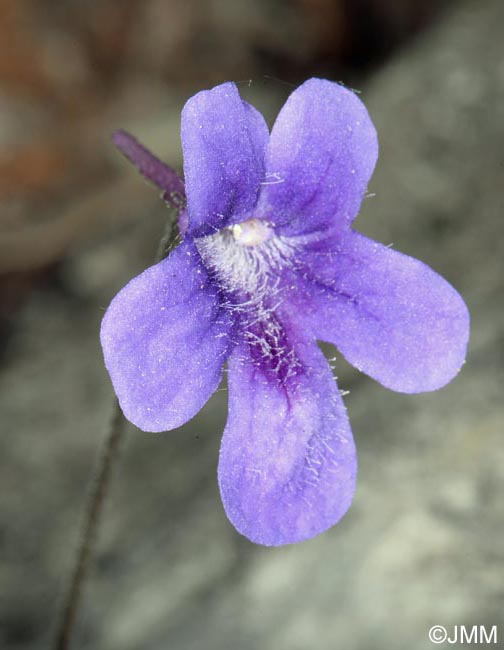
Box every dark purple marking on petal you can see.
[112,129,186,209]
[290,230,470,393]
[256,78,378,237]
[244,312,304,389]
[181,83,269,238]
[219,318,356,546]
[100,240,234,432]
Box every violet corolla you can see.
[101,79,469,546]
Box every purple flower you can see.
[101,79,469,546]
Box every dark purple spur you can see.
[101,79,469,546]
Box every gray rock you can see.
[1,0,503,648]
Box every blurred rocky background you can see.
[1,0,503,648]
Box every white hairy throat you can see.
[195,218,301,298]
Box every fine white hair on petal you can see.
[195,222,315,382]
[195,222,301,299]
[194,218,358,386]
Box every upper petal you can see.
[181,82,269,238]
[100,241,234,432]
[292,230,470,393]
[256,78,378,236]
[218,321,356,546]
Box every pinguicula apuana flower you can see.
[101,79,469,546]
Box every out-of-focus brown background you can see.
[1,1,503,648]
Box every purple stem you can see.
[112,129,186,209]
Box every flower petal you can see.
[294,231,470,393]
[181,83,269,238]
[218,327,356,546]
[100,241,234,432]
[257,78,378,236]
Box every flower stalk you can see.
[54,402,126,650]
[54,135,184,649]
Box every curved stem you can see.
[54,401,126,650]
[54,134,182,648]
